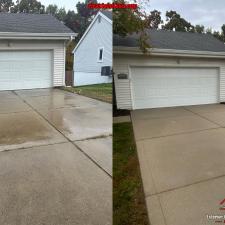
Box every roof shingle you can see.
[101,11,112,20]
[114,29,225,52]
[0,13,74,33]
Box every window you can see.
[98,47,104,62]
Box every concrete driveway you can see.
[131,104,225,225]
[0,88,112,225]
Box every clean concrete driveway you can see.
[131,104,225,225]
[0,88,112,225]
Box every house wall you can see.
[114,53,225,109]
[74,14,112,86]
[0,40,66,86]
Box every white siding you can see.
[74,72,112,86]
[0,40,65,87]
[74,14,112,86]
[114,54,225,109]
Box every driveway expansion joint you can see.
[135,126,221,142]
[145,172,225,199]
[183,106,223,127]
[0,141,69,154]
[75,134,112,142]
[13,90,112,178]
[72,141,112,178]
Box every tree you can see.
[0,0,14,12]
[195,24,204,34]
[76,0,98,19]
[12,0,45,13]
[206,27,212,34]
[213,31,223,41]
[222,24,225,36]
[163,10,194,32]
[146,10,163,29]
[75,0,98,38]
[46,4,58,15]
[66,40,75,71]
[55,7,67,21]
[113,0,151,52]
[46,5,67,22]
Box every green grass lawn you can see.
[113,122,149,225]
[62,83,112,103]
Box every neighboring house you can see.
[73,11,112,86]
[0,13,76,91]
[114,29,225,110]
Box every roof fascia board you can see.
[113,46,225,58]
[73,11,112,53]
[0,36,74,40]
[0,32,77,38]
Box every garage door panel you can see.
[0,51,52,91]
[131,67,219,109]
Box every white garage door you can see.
[131,67,219,109]
[0,51,52,91]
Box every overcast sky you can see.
[149,0,225,31]
[40,0,110,12]
[40,0,224,31]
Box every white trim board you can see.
[114,46,225,59]
[0,32,77,40]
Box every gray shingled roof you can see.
[101,11,112,20]
[114,29,225,52]
[0,13,74,33]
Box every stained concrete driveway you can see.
[131,104,225,225]
[0,88,112,225]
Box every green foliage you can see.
[113,0,152,53]
[12,0,45,13]
[113,122,149,225]
[163,10,194,32]
[45,4,58,15]
[55,8,67,21]
[76,0,98,18]
[66,41,75,71]
[195,24,204,33]
[222,24,225,36]
[0,0,14,12]
[147,10,163,29]
[63,83,112,103]
[206,27,212,34]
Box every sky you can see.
[40,0,110,12]
[149,0,225,31]
[38,0,224,31]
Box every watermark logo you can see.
[87,3,137,9]
[206,199,225,223]
[220,199,225,211]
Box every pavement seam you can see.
[75,134,112,142]
[0,109,33,115]
[13,90,112,179]
[72,141,111,177]
[156,194,168,225]
[135,126,221,142]
[183,106,223,127]
[145,173,225,198]
[0,141,69,153]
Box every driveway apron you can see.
[0,88,112,225]
[131,104,225,225]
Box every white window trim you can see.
[97,47,104,62]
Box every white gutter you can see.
[114,46,225,59]
[0,32,77,40]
